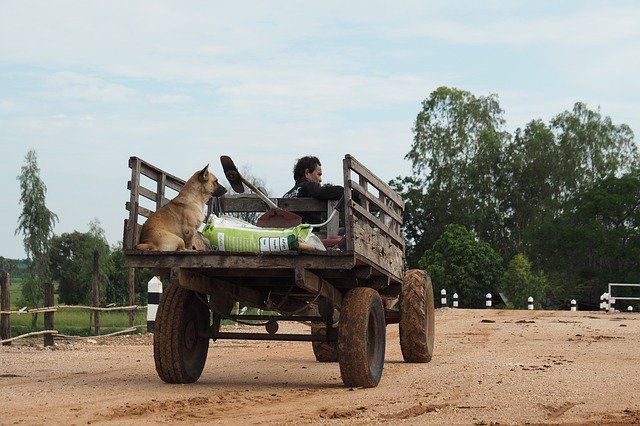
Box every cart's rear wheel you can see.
[338,287,385,388]
[399,269,435,362]
[154,284,210,383]
[311,323,338,362]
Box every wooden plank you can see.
[343,157,354,252]
[344,154,404,207]
[156,173,166,209]
[350,181,403,224]
[124,251,356,271]
[277,197,328,212]
[352,220,404,282]
[295,267,342,308]
[351,203,405,248]
[125,157,141,250]
[1,272,10,345]
[178,269,264,307]
[43,283,54,346]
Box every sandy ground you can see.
[1,308,639,425]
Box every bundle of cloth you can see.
[202,214,326,254]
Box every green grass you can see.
[8,277,23,309]
[9,307,148,337]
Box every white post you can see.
[453,293,459,308]
[485,293,492,308]
[440,289,447,307]
[600,293,606,311]
[604,292,610,312]
[147,276,163,332]
[570,299,577,311]
[628,306,633,312]
[609,297,616,313]
[527,296,534,310]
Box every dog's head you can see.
[196,164,227,198]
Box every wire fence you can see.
[1,272,145,346]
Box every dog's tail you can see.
[135,242,156,251]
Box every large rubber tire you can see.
[153,284,210,383]
[311,323,338,362]
[337,287,386,388]
[399,269,435,363]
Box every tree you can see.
[418,224,503,308]
[394,86,509,266]
[527,172,640,305]
[106,244,153,304]
[15,150,58,315]
[499,253,549,309]
[49,221,110,305]
[396,87,640,280]
[551,102,638,202]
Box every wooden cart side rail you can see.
[125,157,189,249]
[342,154,405,282]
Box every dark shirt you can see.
[283,180,343,224]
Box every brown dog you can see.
[136,165,226,251]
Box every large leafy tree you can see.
[527,172,640,305]
[396,87,640,281]
[49,220,110,305]
[15,150,58,311]
[551,102,637,201]
[419,224,503,308]
[393,86,509,266]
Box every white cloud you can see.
[395,6,640,46]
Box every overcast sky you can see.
[2,1,640,259]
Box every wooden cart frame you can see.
[124,154,434,388]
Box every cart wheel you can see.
[311,323,338,362]
[154,284,210,383]
[399,269,435,363]
[338,287,386,388]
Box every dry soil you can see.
[1,309,639,425]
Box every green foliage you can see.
[418,224,503,308]
[106,245,152,304]
[396,87,640,304]
[499,253,549,309]
[15,150,58,308]
[49,221,111,305]
[394,87,510,266]
[527,172,640,305]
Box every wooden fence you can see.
[0,272,144,347]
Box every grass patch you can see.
[9,307,147,337]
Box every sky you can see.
[2,1,640,260]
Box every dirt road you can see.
[2,309,639,425]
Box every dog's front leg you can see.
[182,228,196,250]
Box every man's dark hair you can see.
[293,156,321,182]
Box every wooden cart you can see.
[123,154,434,388]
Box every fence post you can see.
[527,296,534,310]
[44,282,54,347]
[1,272,10,346]
[147,276,163,332]
[485,293,492,308]
[440,289,447,307]
[453,293,459,308]
[570,299,577,311]
[92,251,101,335]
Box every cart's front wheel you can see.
[399,269,435,362]
[154,284,210,383]
[338,287,385,388]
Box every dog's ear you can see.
[199,164,210,182]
